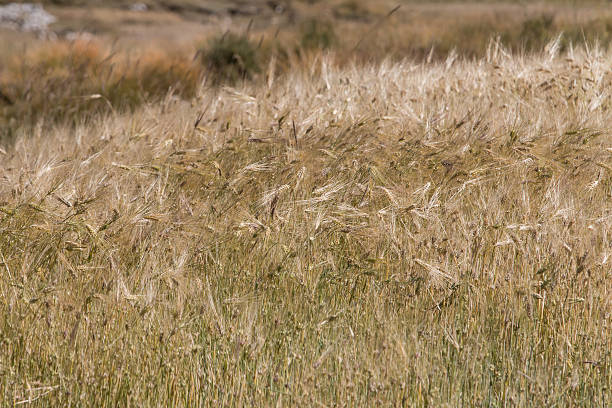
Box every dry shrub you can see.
[0,39,201,140]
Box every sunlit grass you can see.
[0,39,610,405]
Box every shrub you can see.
[202,33,261,83]
[300,18,336,50]
[333,0,371,22]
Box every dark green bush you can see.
[300,19,336,50]
[203,33,261,83]
[333,0,371,22]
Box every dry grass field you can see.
[1,1,611,407]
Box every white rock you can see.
[129,3,148,12]
[0,3,56,33]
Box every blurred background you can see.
[2,1,612,59]
[2,0,612,141]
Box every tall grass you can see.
[0,40,201,142]
[0,41,610,406]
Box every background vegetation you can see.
[0,1,611,406]
[5,0,612,138]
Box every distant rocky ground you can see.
[0,0,293,18]
[0,0,300,48]
[2,1,612,63]
[0,1,297,39]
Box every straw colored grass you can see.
[0,42,611,406]
[0,39,201,139]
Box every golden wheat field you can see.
[1,1,612,407]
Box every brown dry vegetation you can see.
[1,39,611,405]
[5,1,612,124]
[5,0,612,135]
[0,40,201,134]
[0,1,612,407]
